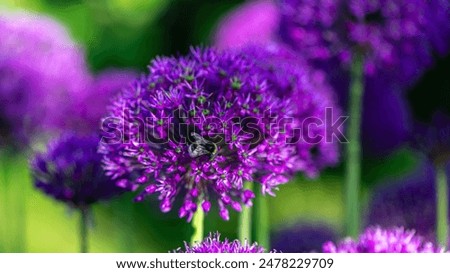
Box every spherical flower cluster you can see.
[323,226,445,253]
[100,47,300,221]
[214,0,279,50]
[31,133,125,207]
[241,44,341,177]
[175,233,266,253]
[213,3,412,157]
[0,11,90,146]
[279,0,450,82]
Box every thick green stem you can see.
[80,207,89,253]
[435,165,448,248]
[254,185,269,249]
[190,204,204,245]
[344,52,364,238]
[238,182,253,244]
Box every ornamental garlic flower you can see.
[175,233,267,253]
[72,69,136,133]
[0,12,90,146]
[214,0,279,50]
[323,226,445,253]
[214,5,411,157]
[99,47,301,221]
[31,133,125,207]
[241,44,342,177]
[279,0,450,82]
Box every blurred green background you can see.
[0,0,430,253]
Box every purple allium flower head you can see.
[99,47,299,221]
[175,232,267,253]
[214,0,279,50]
[72,69,136,132]
[279,0,450,83]
[368,161,450,240]
[323,226,445,253]
[31,133,125,207]
[272,224,337,253]
[329,68,412,156]
[241,44,342,177]
[214,3,412,158]
[0,11,91,146]
[360,82,411,155]
[412,112,450,166]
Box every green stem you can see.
[238,182,253,244]
[254,185,269,249]
[0,151,7,252]
[344,52,364,238]
[435,165,448,248]
[190,203,204,245]
[80,206,89,253]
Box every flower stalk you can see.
[435,164,448,248]
[254,185,270,249]
[238,182,253,244]
[344,52,364,237]
[190,203,205,246]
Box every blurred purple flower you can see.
[323,226,445,253]
[271,224,337,253]
[241,44,342,177]
[72,69,136,132]
[31,133,125,207]
[175,232,267,253]
[330,73,412,156]
[214,0,279,50]
[212,3,412,157]
[99,47,300,221]
[368,156,450,240]
[0,11,91,146]
[360,82,411,155]
[279,0,450,83]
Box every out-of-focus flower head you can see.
[412,111,450,166]
[279,0,450,83]
[241,44,342,177]
[0,11,91,147]
[329,70,412,156]
[31,133,125,207]
[368,161,450,240]
[271,223,337,253]
[360,81,411,156]
[72,69,136,133]
[214,0,279,50]
[175,232,267,253]
[213,2,414,157]
[99,47,300,221]
[323,226,445,253]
